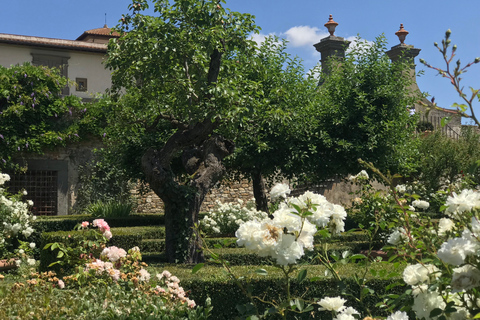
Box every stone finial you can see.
[324,14,338,36]
[395,24,409,44]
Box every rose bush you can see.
[0,172,36,260]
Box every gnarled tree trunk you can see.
[141,125,234,263]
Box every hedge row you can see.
[39,226,165,271]
[182,277,407,320]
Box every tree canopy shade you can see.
[105,0,262,263]
[0,63,95,171]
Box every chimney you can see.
[314,15,351,76]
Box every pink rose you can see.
[81,221,89,228]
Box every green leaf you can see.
[440,116,451,127]
[192,263,204,274]
[430,308,443,318]
[297,269,307,283]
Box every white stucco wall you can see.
[0,43,112,98]
[0,43,33,67]
[67,51,112,98]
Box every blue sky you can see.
[1,0,479,119]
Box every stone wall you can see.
[133,180,255,214]
[133,175,385,214]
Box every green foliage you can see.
[0,282,212,320]
[416,120,434,132]
[347,178,397,243]
[413,127,480,194]
[85,200,134,218]
[40,226,165,270]
[314,36,420,178]
[225,36,321,185]
[75,148,137,214]
[42,223,110,275]
[0,63,98,170]
[182,277,404,320]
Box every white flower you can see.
[387,311,409,320]
[27,258,36,266]
[445,189,480,218]
[395,185,407,193]
[22,190,27,196]
[437,237,478,266]
[412,291,445,319]
[103,230,112,240]
[138,268,151,282]
[317,296,346,312]
[101,246,127,262]
[334,313,355,320]
[270,183,291,200]
[349,170,369,181]
[412,200,430,210]
[451,264,480,292]
[438,218,455,236]
[403,263,440,286]
[387,228,407,245]
[274,233,304,265]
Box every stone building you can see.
[0,26,118,215]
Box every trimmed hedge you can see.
[39,226,165,271]
[33,214,165,233]
[182,277,406,320]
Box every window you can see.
[31,53,70,95]
[76,78,87,92]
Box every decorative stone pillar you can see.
[386,24,421,65]
[386,24,424,114]
[313,15,351,76]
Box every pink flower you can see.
[81,221,89,228]
[58,280,65,289]
[187,299,196,308]
[93,219,110,233]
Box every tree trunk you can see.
[252,170,269,213]
[141,129,234,263]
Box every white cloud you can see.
[250,32,282,47]
[345,36,374,54]
[283,25,329,48]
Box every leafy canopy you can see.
[0,63,96,170]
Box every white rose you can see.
[451,264,480,292]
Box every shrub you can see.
[200,199,268,236]
[0,172,36,259]
[74,148,137,214]
[416,120,434,132]
[85,200,134,218]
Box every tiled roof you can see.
[0,33,108,53]
[76,24,120,41]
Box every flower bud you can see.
[445,29,452,38]
[475,57,480,64]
